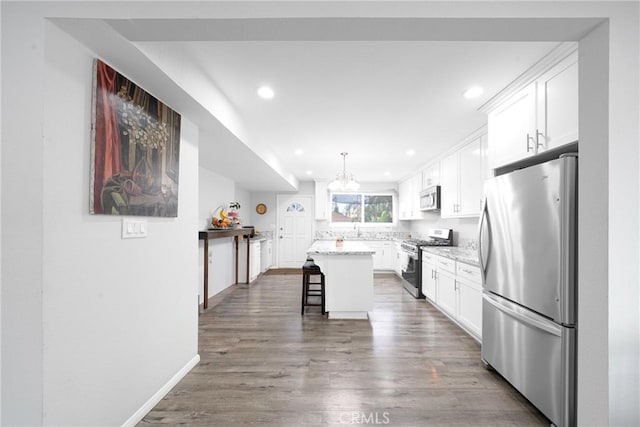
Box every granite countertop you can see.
[422,246,480,267]
[307,240,376,255]
[314,237,398,242]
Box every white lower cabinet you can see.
[436,270,457,318]
[422,250,482,341]
[456,276,483,338]
[260,239,273,273]
[239,239,262,283]
[421,259,437,301]
[394,242,402,276]
[371,242,385,270]
[354,241,395,271]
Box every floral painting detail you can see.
[90,59,181,217]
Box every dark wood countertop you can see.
[199,228,253,240]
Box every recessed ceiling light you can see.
[257,86,275,99]
[463,86,484,99]
[306,170,313,175]
[384,171,391,176]
[406,149,415,156]
[295,149,303,155]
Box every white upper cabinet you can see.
[536,54,579,152]
[440,152,458,218]
[441,134,484,218]
[422,161,440,188]
[487,83,537,169]
[486,46,578,170]
[398,173,424,220]
[314,180,329,220]
[458,137,484,216]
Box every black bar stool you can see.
[301,257,326,315]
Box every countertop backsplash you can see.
[314,230,410,241]
[457,237,478,251]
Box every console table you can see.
[198,228,253,309]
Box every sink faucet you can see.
[354,223,362,237]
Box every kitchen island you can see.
[306,240,375,319]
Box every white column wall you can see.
[577,21,610,426]
[40,22,200,426]
[1,5,46,425]
[1,14,200,425]
[602,9,640,425]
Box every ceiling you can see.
[135,40,557,184]
[73,17,576,190]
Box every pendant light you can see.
[328,152,360,191]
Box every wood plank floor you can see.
[140,273,548,426]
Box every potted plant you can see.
[228,202,241,218]
[228,202,242,227]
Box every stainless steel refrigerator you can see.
[478,154,577,427]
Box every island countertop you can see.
[307,240,376,255]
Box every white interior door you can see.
[276,195,313,268]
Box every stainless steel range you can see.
[400,229,453,298]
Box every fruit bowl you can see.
[211,206,232,228]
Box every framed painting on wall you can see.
[90,59,181,217]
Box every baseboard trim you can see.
[122,354,200,427]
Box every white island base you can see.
[306,241,375,320]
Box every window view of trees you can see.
[364,195,393,223]
[331,193,393,224]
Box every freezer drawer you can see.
[482,292,575,427]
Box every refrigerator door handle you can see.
[477,196,489,285]
[559,153,578,325]
[484,292,562,337]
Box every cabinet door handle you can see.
[536,130,546,149]
[526,133,535,152]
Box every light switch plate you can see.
[122,218,148,239]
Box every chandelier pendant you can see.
[328,152,360,191]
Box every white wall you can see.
[41,22,200,426]
[198,166,236,300]
[2,5,46,424]
[597,10,640,425]
[249,192,278,236]
[0,4,3,419]
[2,13,200,425]
[577,21,611,426]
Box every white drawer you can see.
[457,262,481,283]
[434,254,456,274]
[421,250,437,264]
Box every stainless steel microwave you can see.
[420,185,441,211]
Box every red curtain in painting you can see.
[93,61,122,213]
